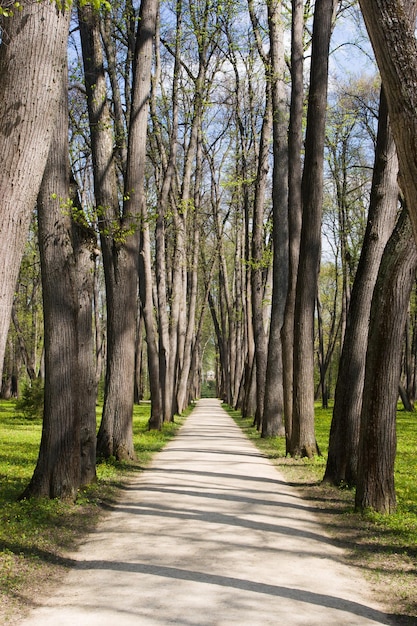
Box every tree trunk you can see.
[80,0,159,453]
[111,0,159,449]
[251,88,272,430]
[140,218,163,430]
[79,3,133,460]
[356,207,417,513]
[11,304,37,382]
[281,0,304,452]
[0,1,70,383]
[151,1,180,424]
[324,88,399,486]
[358,1,417,246]
[291,0,335,457]
[22,61,80,501]
[262,0,288,438]
[70,176,98,487]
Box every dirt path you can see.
[20,399,393,625]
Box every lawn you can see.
[0,399,185,624]
[1,398,416,622]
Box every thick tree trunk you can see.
[80,0,159,453]
[324,88,399,486]
[356,208,417,513]
[0,1,70,383]
[281,0,304,452]
[358,1,417,246]
[291,0,335,457]
[22,64,80,501]
[79,3,133,460]
[262,0,288,438]
[112,0,158,450]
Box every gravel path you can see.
[20,398,393,625]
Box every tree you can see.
[78,1,132,459]
[22,58,83,500]
[281,0,304,452]
[356,207,417,513]
[0,1,71,384]
[79,0,158,455]
[71,175,98,487]
[113,0,158,450]
[324,87,399,486]
[291,0,336,457]
[358,1,417,244]
[262,0,288,438]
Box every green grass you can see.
[1,397,416,621]
[0,399,187,623]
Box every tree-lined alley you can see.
[1,0,417,514]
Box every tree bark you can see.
[0,1,70,383]
[22,59,80,501]
[324,88,399,486]
[251,88,272,430]
[281,0,304,452]
[356,207,417,513]
[262,0,288,438]
[291,0,335,457]
[358,1,417,245]
[70,176,98,487]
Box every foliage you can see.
[14,379,44,420]
[0,2,20,18]
[0,1,111,17]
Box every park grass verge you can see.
[225,403,417,625]
[0,399,188,624]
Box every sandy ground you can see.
[19,399,394,625]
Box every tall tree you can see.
[0,0,71,383]
[324,87,399,486]
[262,0,288,438]
[78,2,130,459]
[22,57,82,500]
[281,0,304,451]
[79,0,158,455]
[111,0,158,451]
[248,0,273,431]
[71,176,98,487]
[358,1,417,243]
[291,0,336,457]
[356,207,417,513]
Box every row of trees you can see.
[1,0,417,513]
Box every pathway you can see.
[20,399,393,625]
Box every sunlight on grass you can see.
[0,398,187,621]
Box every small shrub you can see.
[14,379,44,420]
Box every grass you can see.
[225,403,417,624]
[0,399,187,624]
[1,397,416,624]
